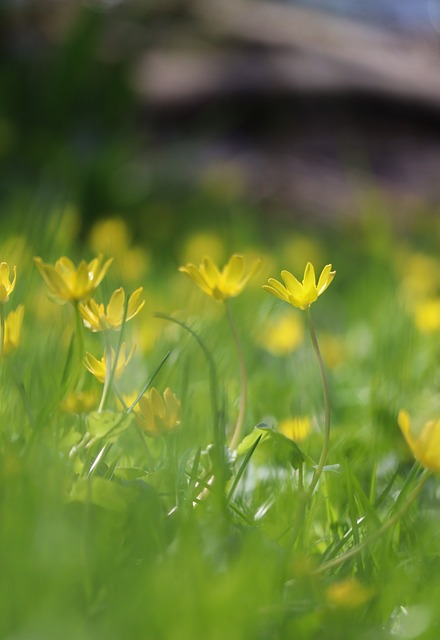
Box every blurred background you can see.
[1,0,440,242]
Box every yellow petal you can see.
[201,257,221,290]
[179,264,213,297]
[265,278,290,301]
[317,264,336,295]
[127,287,145,320]
[280,270,304,298]
[302,262,316,291]
[107,288,125,325]
[150,387,165,420]
[34,258,72,301]
[222,254,244,288]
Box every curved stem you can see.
[287,308,331,551]
[225,300,247,449]
[306,307,331,495]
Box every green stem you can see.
[306,307,331,496]
[287,308,331,551]
[98,295,129,413]
[315,469,431,574]
[74,302,84,369]
[98,340,112,413]
[225,300,247,449]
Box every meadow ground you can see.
[1,206,440,639]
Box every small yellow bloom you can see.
[326,578,374,608]
[84,343,134,384]
[135,387,181,437]
[179,254,262,302]
[279,417,311,443]
[79,287,144,332]
[61,390,98,413]
[34,254,112,304]
[2,304,24,355]
[263,262,335,310]
[0,262,16,302]
[398,409,440,472]
[413,298,440,334]
[256,313,304,356]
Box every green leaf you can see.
[236,424,307,470]
[86,410,131,440]
[69,477,129,512]
[236,424,271,456]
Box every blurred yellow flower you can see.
[0,262,16,302]
[263,262,335,311]
[135,387,181,437]
[326,578,374,608]
[34,255,112,304]
[413,298,440,334]
[256,313,304,356]
[88,218,149,283]
[84,343,134,384]
[79,287,144,332]
[398,409,440,472]
[181,231,225,266]
[179,254,262,302]
[399,251,440,299]
[319,333,345,369]
[61,390,98,413]
[279,417,311,443]
[89,218,130,255]
[2,304,24,355]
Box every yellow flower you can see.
[0,262,16,302]
[326,578,374,608]
[179,254,262,302]
[135,387,181,437]
[89,218,130,255]
[79,287,144,332]
[2,304,24,355]
[413,298,440,334]
[34,254,112,304]
[398,409,440,472]
[84,343,134,384]
[61,390,98,413]
[279,416,311,443]
[256,313,304,356]
[263,262,335,310]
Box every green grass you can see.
[1,205,440,640]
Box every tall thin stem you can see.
[306,307,331,495]
[74,302,84,369]
[225,300,247,449]
[287,308,331,551]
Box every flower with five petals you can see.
[263,262,335,310]
[79,287,144,332]
[34,254,112,304]
[179,254,262,302]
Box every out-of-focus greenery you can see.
[1,205,440,639]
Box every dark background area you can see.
[1,0,440,237]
